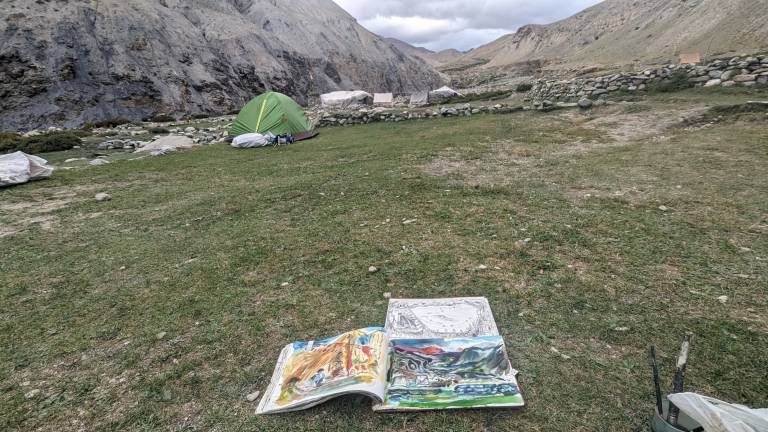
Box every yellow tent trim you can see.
[255,95,269,132]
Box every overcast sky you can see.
[332,0,605,52]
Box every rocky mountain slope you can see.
[385,38,464,67]
[448,0,768,71]
[0,0,443,131]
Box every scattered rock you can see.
[718,295,729,304]
[280,282,291,287]
[95,193,112,202]
[383,292,391,299]
[514,238,532,250]
[733,74,757,82]
[368,266,379,274]
[246,391,261,402]
[89,158,110,166]
[613,327,630,332]
[156,331,167,340]
[578,98,593,109]
[658,205,669,212]
[477,264,488,270]
[402,219,417,225]
[135,135,198,154]
[704,79,722,87]
[24,389,41,399]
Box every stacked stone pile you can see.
[531,54,768,102]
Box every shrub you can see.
[515,83,533,92]
[648,72,695,93]
[93,118,131,128]
[148,127,170,134]
[144,114,176,123]
[21,132,82,154]
[0,132,82,155]
[0,133,22,154]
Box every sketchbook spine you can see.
[256,344,292,414]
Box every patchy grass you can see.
[1,89,767,431]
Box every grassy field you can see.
[1,88,767,431]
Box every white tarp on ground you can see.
[320,91,373,108]
[667,393,768,432]
[429,86,464,103]
[231,133,271,148]
[134,135,199,154]
[0,151,53,187]
[410,91,429,106]
[373,93,394,106]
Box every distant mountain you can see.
[385,38,465,67]
[447,0,768,71]
[0,0,443,130]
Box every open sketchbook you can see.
[257,297,525,414]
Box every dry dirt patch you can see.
[422,104,708,189]
[0,184,106,237]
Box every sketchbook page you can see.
[377,336,525,412]
[257,327,389,414]
[385,297,499,339]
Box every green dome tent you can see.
[229,92,318,140]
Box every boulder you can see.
[704,79,722,87]
[578,98,593,109]
[708,70,723,79]
[733,74,757,82]
[721,81,737,87]
[97,139,125,150]
[720,70,736,81]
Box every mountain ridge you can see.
[446,0,768,72]
[385,38,465,67]
[0,0,443,130]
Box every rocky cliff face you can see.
[448,0,768,71]
[0,0,443,131]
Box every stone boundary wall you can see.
[311,104,530,128]
[531,54,768,102]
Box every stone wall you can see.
[531,54,768,102]
[311,104,526,128]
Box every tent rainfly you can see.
[429,86,463,103]
[229,92,317,140]
[320,91,373,109]
[373,93,394,107]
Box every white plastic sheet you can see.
[320,91,373,108]
[667,393,768,432]
[0,151,53,187]
[231,133,270,148]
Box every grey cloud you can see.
[333,0,604,51]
